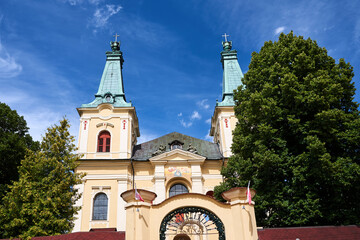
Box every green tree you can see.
[0,119,83,239]
[214,32,360,227]
[0,102,39,201]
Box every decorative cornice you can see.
[84,174,130,181]
[149,149,206,165]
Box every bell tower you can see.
[77,40,140,160]
[210,36,244,157]
[74,39,140,232]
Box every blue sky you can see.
[0,0,359,143]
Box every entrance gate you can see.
[159,207,226,240]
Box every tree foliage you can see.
[0,102,39,200]
[214,32,360,227]
[0,119,83,239]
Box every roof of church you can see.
[4,226,358,240]
[217,39,244,107]
[81,40,132,108]
[258,225,360,240]
[131,132,223,160]
[32,231,125,240]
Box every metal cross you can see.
[222,33,230,42]
[113,33,120,42]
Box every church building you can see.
[72,38,258,240]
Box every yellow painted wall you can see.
[80,179,119,231]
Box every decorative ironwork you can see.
[160,207,225,240]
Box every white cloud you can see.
[63,0,102,6]
[205,118,211,124]
[137,131,159,144]
[179,111,201,128]
[22,108,66,142]
[197,99,210,110]
[274,26,286,35]
[204,131,213,142]
[91,4,122,29]
[354,19,360,43]
[180,119,193,128]
[64,0,83,5]
[0,43,22,78]
[190,111,201,120]
[88,0,102,5]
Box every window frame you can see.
[92,192,109,221]
[169,183,189,198]
[97,130,111,152]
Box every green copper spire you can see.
[81,38,132,108]
[217,34,244,106]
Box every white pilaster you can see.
[221,116,233,157]
[119,117,129,159]
[117,179,128,231]
[153,164,166,203]
[73,181,85,232]
[191,164,203,194]
[79,118,90,157]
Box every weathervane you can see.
[222,33,230,42]
[113,33,120,42]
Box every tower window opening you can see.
[170,140,184,150]
[92,193,108,220]
[169,184,189,197]
[171,144,182,150]
[98,131,111,152]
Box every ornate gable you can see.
[149,148,205,165]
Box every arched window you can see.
[169,184,189,197]
[170,140,183,150]
[93,193,108,220]
[98,131,110,152]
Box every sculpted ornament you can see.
[152,145,166,156]
[187,144,198,154]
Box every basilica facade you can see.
[73,39,258,240]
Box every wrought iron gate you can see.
[159,207,225,240]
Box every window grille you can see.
[169,184,189,197]
[93,193,108,220]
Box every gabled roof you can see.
[258,225,360,240]
[132,132,223,161]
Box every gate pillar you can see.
[121,189,157,240]
[222,187,258,240]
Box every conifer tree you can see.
[214,32,360,227]
[0,119,83,239]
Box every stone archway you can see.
[159,207,226,240]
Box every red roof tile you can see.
[258,225,360,240]
[3,225,359,240]
[32,231,125,240]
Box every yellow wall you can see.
[122,189,258,240]
[81,179,118,230]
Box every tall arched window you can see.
[98,131,110,152]
[93,193,108,220]
[169,184,189,197]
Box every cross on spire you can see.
[222,33,230,42]
[113,33,120,42]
